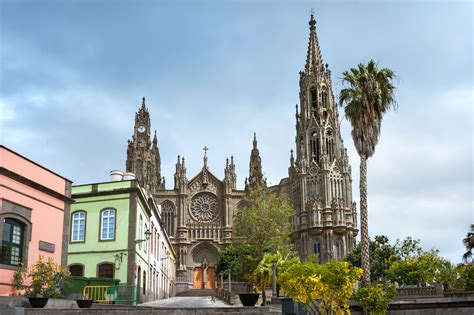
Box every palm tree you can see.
[462,225,474,263]
[339,60,397,284]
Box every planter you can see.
[238,293,260,307]
[28,297,49,308]
[281,298,308,315]
[76,299,93,308]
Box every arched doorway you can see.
[191,242,218,289]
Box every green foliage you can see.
[233,185,294,257]
[386,249,455,287]
[19,255,70,298]
[394,237,423,259]
[216,243,259,282]
[355,284,396,315]
[339,60,397,158]
[345,235,398,282]
[227,185,294,283]
[462,226,474,263]
[453,263,474,291]
[10,263,25,296]
[279,259,362,315]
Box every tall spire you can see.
[305,14,323,75]
[141,96,146,109]
[246,132,265,191]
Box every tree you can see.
[279,259,362,315]
[462,225,474,263]
[386,249,455,287]
[339,60,397,284]
[345,235,398,282]
[453,263,474,291]
[216,243,259,282]
[233,184,295,267]
[253,253,274,305]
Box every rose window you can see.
[190,193,219,222]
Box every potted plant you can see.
[14,255,70,308]
[238,286,260,307]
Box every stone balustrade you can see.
[187,223,222,241]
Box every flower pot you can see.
[238,293,260,306]
[28,297,49,308]
[76,299,93,308]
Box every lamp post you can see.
[135,229,152,244]
[272,259,277,297]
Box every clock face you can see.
[138,125,145,133]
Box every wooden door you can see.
[206,267,216,289]
[193,267,203,289]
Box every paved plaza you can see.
[140,296,233,308]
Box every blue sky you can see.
[1,0,472,264]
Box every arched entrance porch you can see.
[191,242,218,289]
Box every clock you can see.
[138,125,145,133]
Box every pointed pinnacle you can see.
[253,132,257,149]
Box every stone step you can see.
[176,289,217,297]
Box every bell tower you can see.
[126,97,164,192]
[289,15,358,262]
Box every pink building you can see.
[0,145,72,295]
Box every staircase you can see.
[176,289,217,297]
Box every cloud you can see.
[343,86,473,264]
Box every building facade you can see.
[67,178,176,302]
[288,15,358,263]
[0,145,73,296]
[125,15,358,292]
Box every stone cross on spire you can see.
[203,146,208,168]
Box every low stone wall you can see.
[349,296,474,315]
[2,306,281,315]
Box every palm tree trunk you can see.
[360,154,371,284]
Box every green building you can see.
[67,178,176,302]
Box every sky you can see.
[0,0,472,264]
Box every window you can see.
[138,215,143,248]
[1,218,24,266]
[69,264,84,276]
[71,211,86,242]
[143,270,146,294]
[144,223,148,253]
[310,88,317,112]
[314,242,321,254]
[97,263,114,278]
[100,209,116,241]
[161,201,175,237]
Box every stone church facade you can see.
[125,15,357,293]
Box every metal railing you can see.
[83,286,110,303]
[83,285,138,305]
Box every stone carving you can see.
[190,193,219,223]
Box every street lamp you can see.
[272,259,277,297]
[135,229,152,244]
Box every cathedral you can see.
[125,15,358,293]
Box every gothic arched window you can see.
[310,131,320,161]
[321,89,329,108]
[310,88,317,112]
[161,201,175,238]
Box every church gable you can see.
[187,168,223,196]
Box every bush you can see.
[13,255,70,298]
[355,284,396,315]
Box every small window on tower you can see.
[322,90,328,108]
[310,88,317,112]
